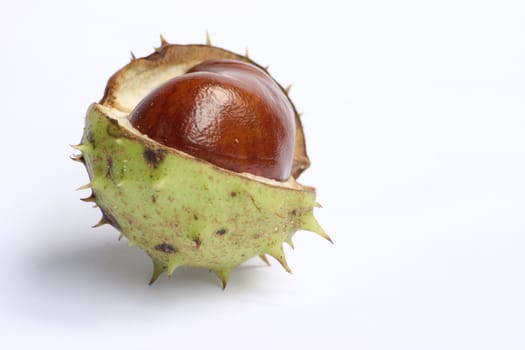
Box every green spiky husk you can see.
[79,104,328,286]
[76,40,329,287]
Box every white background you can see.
[1,0,524,349]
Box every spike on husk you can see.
[265,244,292,273]
[76,183,92,191]
[159,34,168,46]
[301,212,333,243]
[149,258,166,285]
[259,254,271,266]
[213,268,232,289]
[70,144,87,152]
[70,154,85,163]
[92,216,109,228]
[81,192,96,203]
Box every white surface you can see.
[1,0,524,349]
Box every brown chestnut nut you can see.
[129,59,295,181]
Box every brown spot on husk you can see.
[154,243,176,254]
[87,132,96,148]
[193,239,202,248]
[106,156,113,180]
[216,228,227,235]
[143,148,166,168]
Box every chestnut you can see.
[130,59,295,181]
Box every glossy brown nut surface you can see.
[129,59,295,181]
